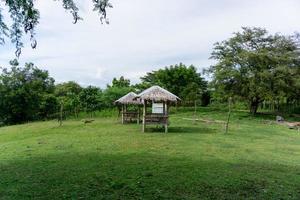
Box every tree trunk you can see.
[193,100,197,124]
[250,100,259,115]
[59,103,63,126]
[74,107,78,119]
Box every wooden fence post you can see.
[142,100,146,133]
[225,97,232,134]
[59,102,63,126]
[194,100,197,124]
[121,105,124,124]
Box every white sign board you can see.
[152,103,166,114]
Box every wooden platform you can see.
[122,111,140,124]
[144,114,169,125]
[143,113,169,133]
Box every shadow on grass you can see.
[236,112,275,121]
[0,153,299,200]
[143,126,217,135]
[169,126,218,134]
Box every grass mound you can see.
[0,108,300,199]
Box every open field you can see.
[0,108,300,199]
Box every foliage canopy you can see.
[0,61,55,124]
[209,27,300,114]
[140,63,207,103]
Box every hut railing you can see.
[122,111,140,123]
[144,113,169,125]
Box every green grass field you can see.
[1,108,300,199]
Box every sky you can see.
[0,0,299,87]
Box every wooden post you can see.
[164,101,168,133]
[225,97,232,134]
[125,104,128,122]
[121,105,124,124]
[59,102,63,126]
[193,100,197,124]
[137,106,140,125]
[165,124,168,133]
[143,101,147,132]
[167,101,170,114]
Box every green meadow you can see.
[0,108,300,199]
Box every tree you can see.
[55,81,82,96]
[102,86,133,108]
[79,86,102,117]
[181,82,202,103]
[39,94,59,119]
[103,76,133,108]
[0,0,112,57]
[208,27,300,114]
[55,81,82,118]
[133,82,152,93]
[108,76,131,88]
[0,61,56,124]
[141,63,207,102]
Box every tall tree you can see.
[55,81,82,96]
[102,87,133,108]
[0,60,56,124]
[79,86,102,116]
[55,81,82,118]
[0,0,112,57]
[208,27,300,114]
[103,76,133,107]
[141,63,207,101]
[108,76,131,88]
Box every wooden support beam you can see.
[121,105,124,124]
[137,106,140,125]
[142,100,146,132]
[165,101,168,133]
[165,101,170,116]
[59,102,63,126]
[225,97,232,134]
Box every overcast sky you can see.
[0,0,299,87]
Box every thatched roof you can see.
[115,92,143,105]
[137,85,180,102]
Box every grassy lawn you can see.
[0,108,300,199]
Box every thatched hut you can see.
[136,86,180,133]
[115,92,143,124]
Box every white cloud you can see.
[0,0,299,87]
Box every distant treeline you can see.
[0,61,209,125]
[0,27,300,126]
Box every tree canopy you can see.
[103,76,133,108]
[0,61,55,124]
[140,63,207,102]
[208,27,300,114]
[55,81,83,117]
[79,86,102,114]
[0,0,112,57]
[108,76,131,88]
